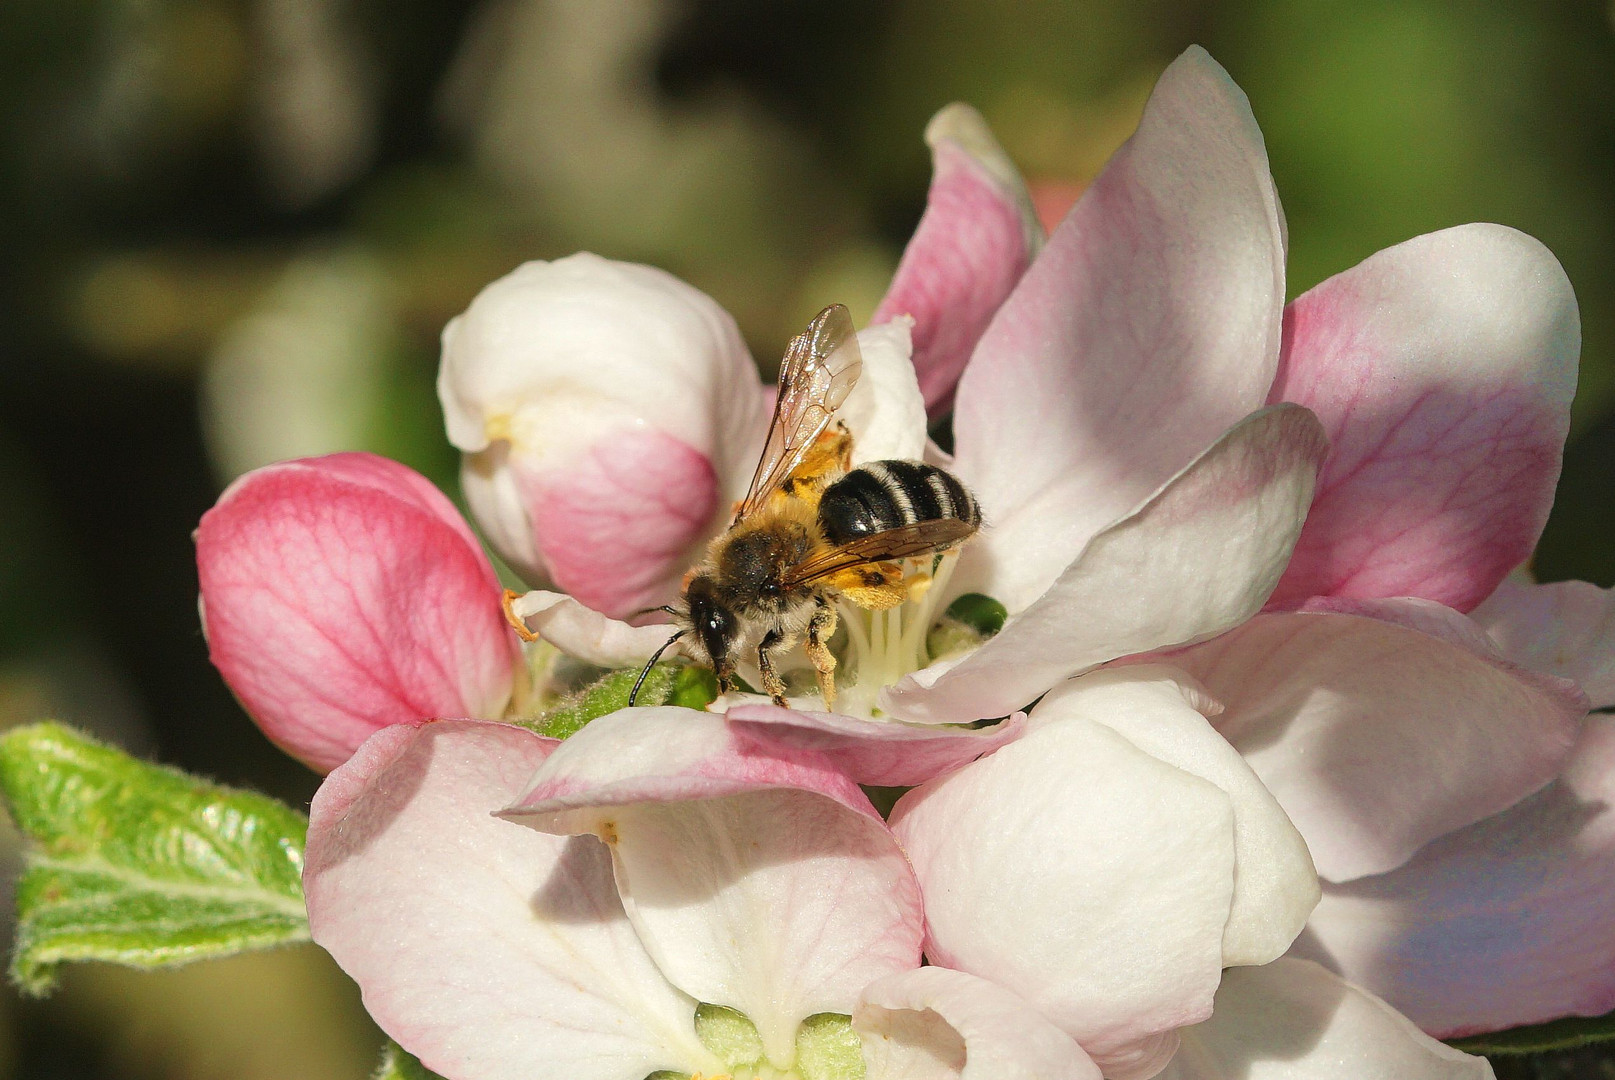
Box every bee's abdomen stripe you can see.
[818,459,980,545]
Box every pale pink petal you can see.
[1066,668,1319,967]
[1158,959,1492,1080]
[524,428,720,617]
[724,705,1027,787]
[1165,606,1586,882]
[883,404,1326,724]
[1298,714,1615,1038]
[196,453,518,773]
[440,253,768,604]
[507,590,683,667]
[1266,224,1579,613]
[950,46,1286,611]
[506,708,923,1066]
[304,720,720,1080]
[891,681,1239,1068]
[872,103,1041,419]
[1472,576,1615,709]
[856,967,1101,1080]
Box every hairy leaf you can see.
[532,663,718,739]
[0,722,310,994]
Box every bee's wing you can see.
[783,519,977,585]
[734,304,863,524]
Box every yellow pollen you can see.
[598,821,618,845]
[485,413,515,442]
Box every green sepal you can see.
[528,663,718,739]
[1448,1008,1615,1055]
[373,1041,448,1080]
[0,722,310,995]
[796,1013,866,1080]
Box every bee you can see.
[630,303,981,709]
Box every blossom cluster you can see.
[194,48,1613,1080]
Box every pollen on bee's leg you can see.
[501,589,540,642]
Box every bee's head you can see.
[683,574,738,688]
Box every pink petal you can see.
[525,427,720,617]
[891,676,1242,1070]
[304,719,720,1080]
[1266,224,1580,613]
[1297,713,1615,1038]
[872,103,1041,419]
[725,704,1027,787]
[1160,959,1491,1079]
[507,590,682,668]
[506,708,923,1066]
[883,404,1327,724]
[949,46,1286,612]
[196,453,518,773]
[1472,576,1615,709]
[1164,603,1586,882]
[856,967,1101,1080]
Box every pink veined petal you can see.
[883,404,1327,724]
[304,720,721,1080]
[505,708,924,1068]
[196,453,518,773]
[891,676,1241,1071]
[507,590,682,668]
[1163,603,1586,882]
[1472,576,1615,710]
[1266,223,1580,613]
[872,103,1041,420]
[525,428,720,618]
[1297,713,1615,1038]
[1157,959,1492,1080]
[950,46,1286,612]
[856,967,1101,1080]
[724,704,1027,787]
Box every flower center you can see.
[832,554,964,718]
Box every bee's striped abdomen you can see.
[818,459,980,545]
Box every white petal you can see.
[1057,668,1319,966]
[884,404,1327,723]
[1157,959,1492,1080]
[891,695,1237,1065]
[857,967,1101,1080]
[506,709,923,1069]
[508,589,684,667]
[841,318,929,465]
[304,720,718,1080]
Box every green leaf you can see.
[531,663,718,739]
[373,1041,448,1080]
[0,722,310,995]
[1449,1009,1615,1055]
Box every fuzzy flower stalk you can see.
[188,45,1614,1080]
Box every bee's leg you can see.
[806,598,838,710]
[757,629,789,707]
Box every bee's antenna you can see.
[628,629,688,707]
[630,604,682,621]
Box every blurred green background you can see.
[0,1,1611,1077]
